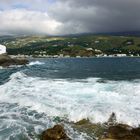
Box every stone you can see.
[74,119,106,139]
[42,125,70,140]
[73,114,140,140]
[101,124,140,140]
[0,54,28,67]
[107,112,117,125]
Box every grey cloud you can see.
[48,0,140,34]
[0,9,62,35]
[0,0,140,35]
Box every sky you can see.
[0,0,139,35]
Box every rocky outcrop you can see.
[40,113,140,140]
[0,54,28,67]
[74,119,105,139]
[101,113,140,140]
[107,112,117,126]
[41,125,70,140]
[73,113,140,140]
[101,124,140,140]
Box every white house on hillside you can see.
[0,44,7,55]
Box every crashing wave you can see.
[0,71,140,127]
[28,61,45,66]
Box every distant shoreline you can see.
[9,55,140,59]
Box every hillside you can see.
[1,35,140,57]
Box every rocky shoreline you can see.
[41,113,140,140]
[0,54,28,67]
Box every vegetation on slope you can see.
[1,35,140,56]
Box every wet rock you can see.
[75,119,91,125]
[0,54,28,67]
[105,124,132,139]
[101,124,140,140]
[74,119,106,139]
[107,112,117,126]
[102,114,140,140]
[97,79,107,83]
[12,58,28,66]
[41,114,140,140]
[42,125,70,140]
[72,114,140,140]
[132,127,140,137]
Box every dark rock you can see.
[74,119,106,139]
[12,58,28,65]
[72,114,140,140]
[102,114,140,140]
[101,124,140,140]
[41,114,140,140]
[75,119,91,125]
[0,54,28,67]
[42,125,70,140]
[131,127,140,139]
[97,79,107,83]
[107,112,117,126]
[106,124,132,139]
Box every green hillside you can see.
[1,35,140,56]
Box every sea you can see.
[0,57,140,140]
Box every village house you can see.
[86,48,93,51]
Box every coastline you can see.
[41,113,140,140]
[9,54,140,59]
[0,57,140,139]
[0,54,29,67]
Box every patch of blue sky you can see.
[0,4,8,11]
[12,3,29,9]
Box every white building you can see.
[0,45,6,55]
[116,54,127,57]
[86,48,93,51]
[95,40,100,44]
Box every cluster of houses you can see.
[0,42,139,58]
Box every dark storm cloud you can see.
[48,0,140,34]
[0,0,140,35]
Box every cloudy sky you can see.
[0,0,139,35]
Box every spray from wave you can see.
[0,71,140,126]
[0,72,96,139]
[28,61,45,66]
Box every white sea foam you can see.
[28,61,45,66]
[0,72,140,127]
[0,72,92,139]
[0,66,3,69]
[0,65,22,69]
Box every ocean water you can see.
[0,57,140,140]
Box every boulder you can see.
[72,113,140,140]
[132,127,140,137]
[74,119,105,139]
[105,124,132,139]
[0,54,28,67]
[42,125,70,140]
[40,114,140,140]
[101,124,140,140]
[107,112,117,126]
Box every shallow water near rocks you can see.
[0,57,140,140]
